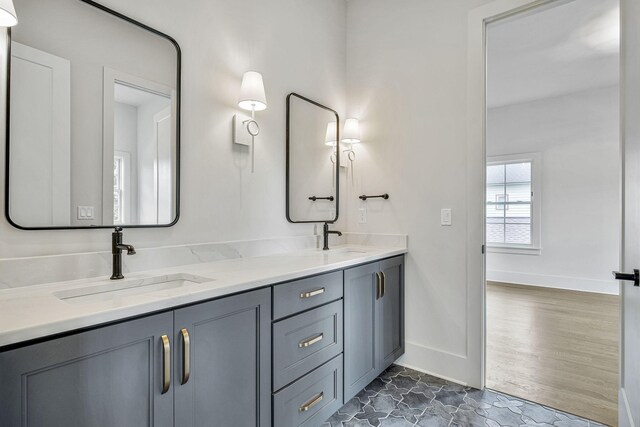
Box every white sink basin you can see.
[54,273,214,305]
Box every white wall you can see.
[345,0,490,385]
[0,0,347,257]
[486,86,620,295]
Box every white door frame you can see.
[102,67,176,224]
[467,0,595,390]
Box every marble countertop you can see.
[0,244,406,349]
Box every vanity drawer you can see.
[273,300,343,391]
[273,355,343,427]
[273,271,343,319]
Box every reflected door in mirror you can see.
[7,0,180,229]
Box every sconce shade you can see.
[342,118,361,144]
[0,0,17,27]
[238,71,267,111]
[325,122,338,147]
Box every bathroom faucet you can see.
[323,222,342,251]
[111,227,136,280]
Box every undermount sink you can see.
[54,273,215,305]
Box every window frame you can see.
[486,152,542,255]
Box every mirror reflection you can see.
[7,0,180,228]
[286,93,339,223]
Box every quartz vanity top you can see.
[0,245,406,348]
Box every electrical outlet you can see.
[358,208,367,224]
[441,208,452,226]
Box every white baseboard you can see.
[486,270,619,295]
[398,341,481,388]
[620,388,635,427]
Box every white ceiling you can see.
[487,0,619,108]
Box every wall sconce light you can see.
[233,71,267,173]
[325,121,339,187]
[325,121,338,147]
[0,0,18,27]
[342,118,360,180]
[342,118,361,146]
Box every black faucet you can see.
[323,222,342,251]
[111,227,136,280]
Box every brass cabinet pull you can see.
[380,271,386,298]
[299,333,324,348]
[181,328,190,385]
[161,335,171,394]
[299,392,324,412]
[375,272,382,300]
[300,288,325,299]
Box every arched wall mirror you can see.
[5,0,181,229]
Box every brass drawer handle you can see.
[299,392,324,412]
[299,333,324,348]
[181,328,190,385]
[300,288,325,299]
[161,335,171,394]
[380,271,386,298]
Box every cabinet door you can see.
[378,256,405,371]
[344,262,380,401]
[0,312,174,427]
[174,288,271,427]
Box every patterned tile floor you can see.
[322,365,607,427]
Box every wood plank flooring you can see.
[486,282,619,426]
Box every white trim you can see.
[398,341,473,387]
[620,388,635,427]
[468,0,561,390]
[102,68,176,225]
[486,246,541,255]
[486,270,619,295]
[395,361,469,387]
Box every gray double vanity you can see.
[0,252,405,427]
[0,0,406,426]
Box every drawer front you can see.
[273,271,343,319]
[273,300,343,391]
[273,355,343,427]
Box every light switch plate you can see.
[441,208,452,226]
[77,206,95,220]
[233,114,252,146]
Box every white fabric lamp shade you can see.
[238,71,267,111]
[0,0,17,27]
[325,122,338,147]
[342,118,361,144]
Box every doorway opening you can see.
[484,1,620,425]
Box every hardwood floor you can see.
[486,282,619,426]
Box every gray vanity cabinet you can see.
[379,256,405,370]
[344,256,405,402]
[173,288,271,427]
[0,312,174,427]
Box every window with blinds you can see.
[486,161,533,246]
